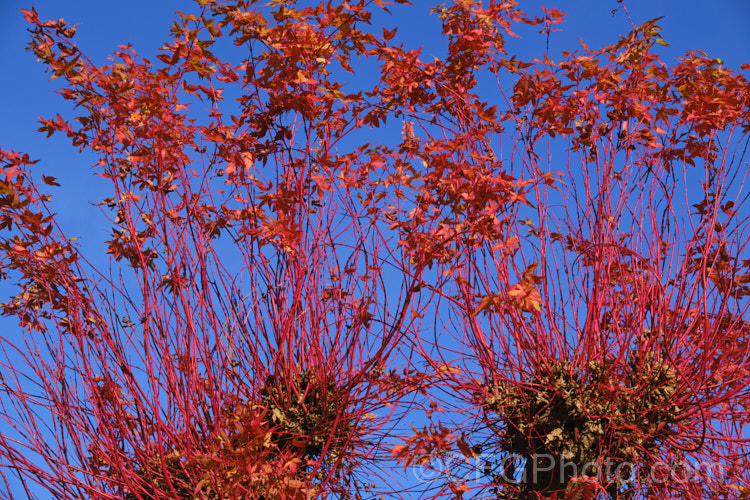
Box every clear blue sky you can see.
[0,0,748,497]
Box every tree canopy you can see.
[0,1,749,498]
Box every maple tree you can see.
[0,0,749,499]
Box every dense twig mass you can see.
[0,0,749,498]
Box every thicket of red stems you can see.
[0,0,749,498]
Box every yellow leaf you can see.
[730,484,750,498]
[438,364,460,375]
[241,151,254,170]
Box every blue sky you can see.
[0,0,749,497]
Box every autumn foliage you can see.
[0,0,749,499]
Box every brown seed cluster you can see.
[260,369,352,465]
[484,356,684,498]
[97,369,351,499]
